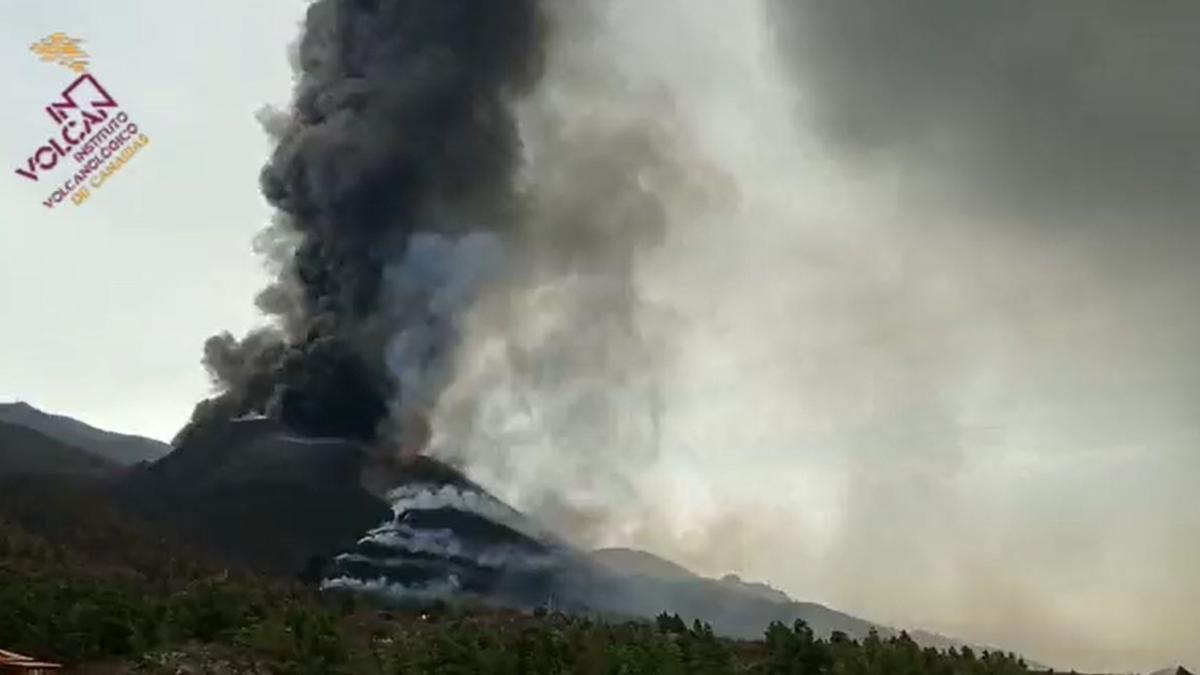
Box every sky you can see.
[2,2,1198,672]
[0,0,295,439]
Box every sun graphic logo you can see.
[30,32,90,73]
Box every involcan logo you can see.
[15,33,150,209]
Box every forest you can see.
[0,506,1037,675]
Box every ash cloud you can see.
[424,1,734,543]
[180,1,1200,670]
[426,2,1200,671]
[766,0,1200,229]
[189,0,547,441]
[655,2,1200,670]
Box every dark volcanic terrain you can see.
[0,405,1004,651]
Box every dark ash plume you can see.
[188,0,547,441]
[766,0,1200,228]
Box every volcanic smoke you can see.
[189,0,548,444]
[181,0,713,599]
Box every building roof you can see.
[0,648,61,669]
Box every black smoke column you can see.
[189,0,547,440]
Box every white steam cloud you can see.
[413,1,1200,673]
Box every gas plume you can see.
[190,0,547,441]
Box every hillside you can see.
[0,408,1045,667]
[0,401,169,465]
[120,417,390,577]
[584,547,1031,661]
[144,419,898,642]
[0,411,885,643]
[1150,667,1195,675]
[0,513,1039,675]
[591,547,700,581]
[580,549,883,641]
[0,419,119,477]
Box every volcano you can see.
[121,416,578,607]
[0,406,998,647]
[119,417,891,638]
[322,463,571,607]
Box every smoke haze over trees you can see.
[174,1,1200,671]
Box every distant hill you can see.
[0,405,1044,666]
[718,573,793,604]
[583,547,1036,662]
[0,401,169,465]
[1150,667,1194,675]
[0,420,118,477]
[591,547,699,581]
[585,547,882,641]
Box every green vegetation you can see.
[0,514,1038,675]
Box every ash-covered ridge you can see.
[323,454,572,607]
[125,418,926,642]
[134,416,574,604]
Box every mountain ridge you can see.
[0,419,119,477]
[0,405,1052,668]
[0,401,169,465]
[587,546,1047,664]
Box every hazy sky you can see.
[2,2,1197,672]
[1,0,296,438]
